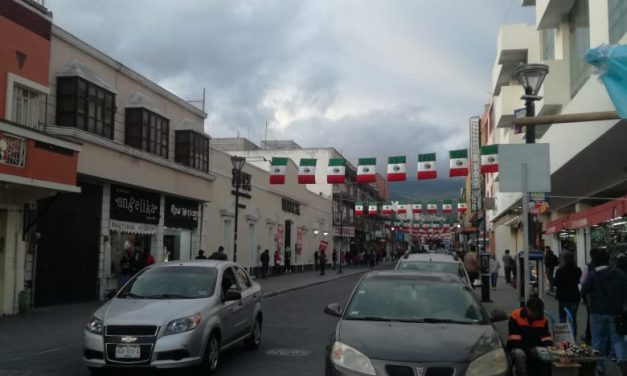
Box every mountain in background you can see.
[389,178,465,202]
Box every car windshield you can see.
[344,277,488,324]
[118,266,217,299]
[398,261,460,275]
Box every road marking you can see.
[265,348,311,357]
[0,342,81,363]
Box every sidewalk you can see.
[484,277,623,376]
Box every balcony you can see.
[492,24,539,95]
[536,0,576,29]
[494,85,525,129]
[535,59,570,116]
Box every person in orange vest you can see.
[507,297,553,376]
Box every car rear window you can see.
[397,261,459,275]
[119,266,217,299]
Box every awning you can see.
[544,194,627,233]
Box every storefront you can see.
[163,195,200,261]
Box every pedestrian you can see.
[581,248,599,345]
[464,247,479,286]
[507,297,553,376]
[284,248,292,274]
[502,249,514,284]
[130,242,143,275]
[489,254,500,290]
[273,249,281,275]
[319,249,327,275]
[553,251,582,338]
[118,246,135,287]
[313,250,319,271]
[208,246,228,261]
[332,249,337,270]
[260,249,270,278]
[141,248,155,268]
[581,248,627,375]
[544,246,559,292]
[195,250,207,259]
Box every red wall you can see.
[0,1,51,118]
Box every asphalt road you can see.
[0,273,363,376]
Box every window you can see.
[609,0,627,44]
[541,28,556,61]
[175,130,209,172]
[12,85,40,128]
[568,0,590,98]
[221,268,240,295]
[125,108,169,158]
[234,267,252,289]
[56,76,115,139]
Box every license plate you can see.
[115,345,141,359]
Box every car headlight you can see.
[466,348,508,376]
[86,317,103,335]
[163,313,202,336]
[331,341,375,375]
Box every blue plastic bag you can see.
[585,44,627,119]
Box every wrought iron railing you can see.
[0,132,27,168]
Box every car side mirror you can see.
[490,309,509,322]
[324,303,343,318]
[223,290,242,302]
[105,289,118,300]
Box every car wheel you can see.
[200,333,220,374]
[244,317,262,350]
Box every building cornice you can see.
[1,119,82,151]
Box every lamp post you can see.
[514,63,549,304]
[231,155,246,263]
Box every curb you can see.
[262,269,367,299]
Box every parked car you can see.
[83,260,262,374]
[395,251,475,287]
[324,271,510,376]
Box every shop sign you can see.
[333,226,355,238]
[110,185,160,224]
[282,198,301,215]
[165,196,199,229]
[318,240,329,251]
[110,219,157,234]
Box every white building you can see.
[487,0,627,270]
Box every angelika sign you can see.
[165,195,199,229]
[110,185,160,224]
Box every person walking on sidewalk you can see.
[464,247,480,287]
[195,250,207,259]
[581,248,599,345]
[314,250,319,271]
[544,246,559,292]
[284,247,292,274]
[273,249,282,275]
[581,248,627,375]
[553,251,582,338]
[507,297,553,376]
[489,255,500,290]
[502,249,514,284]
[332,249,337,270]
[319,249,327,276]
[209,246,228,261]
[260,249,270,279]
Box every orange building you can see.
[0,0,80,315]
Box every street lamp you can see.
[231,155,246,263]
[514,63,549,305]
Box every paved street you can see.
[0,268,369,376]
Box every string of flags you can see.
[354,199,468,216]
[269,146,500,184]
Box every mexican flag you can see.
[458,200,468,213]
[481,145,499,173]
[357,158,377,183]
[411,202,422,214]
[269,157,288,184]
[449,149,469,177]
[382,202,393,215]
[368,202,378,215]
[387,156,407,182]
[355,201,364,216]
[426,202,438,213]
[396,204,407,214]
[298,158,316,184]
[417,153,437,179]
[442,200,453,213]
[327,159,346,184]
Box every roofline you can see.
[51,25,208,120]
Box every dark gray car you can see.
[324,271,509,376]
[83,260,262,374]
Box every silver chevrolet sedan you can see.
[83,260,262,374]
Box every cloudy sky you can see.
[49,0,534,198]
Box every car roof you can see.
[364,270,465,284]
[399,253,459,263]
[148,260,235,270]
